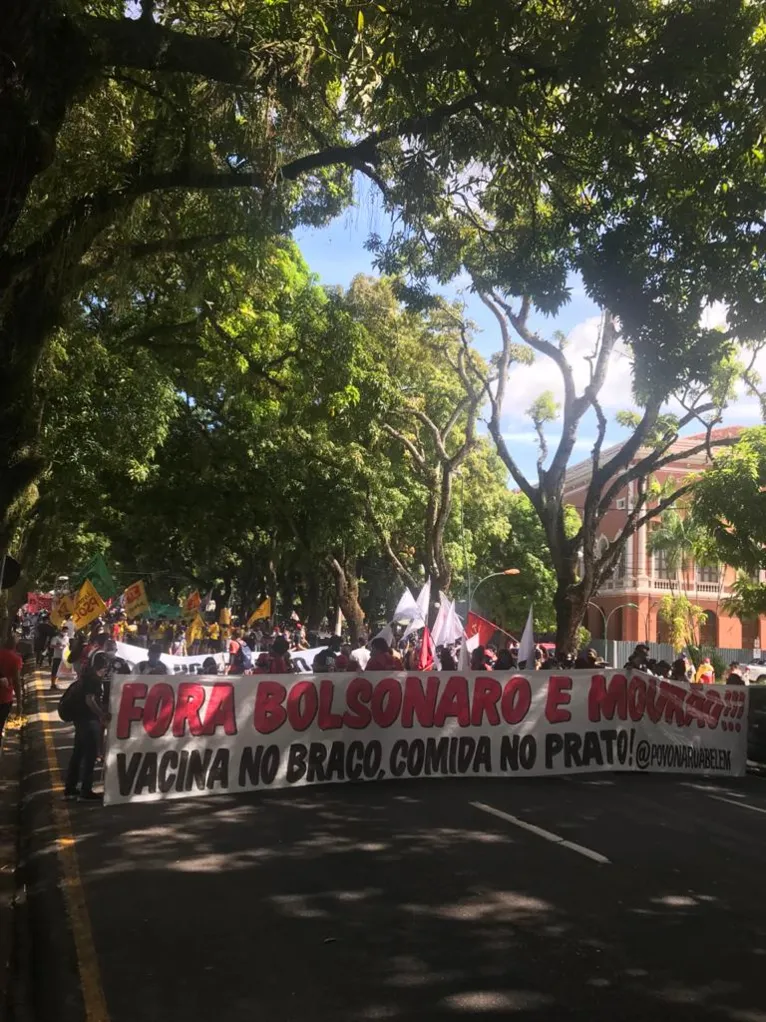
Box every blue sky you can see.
[293,195,760,481]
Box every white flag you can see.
[443,601,465,646]
[415,579,431,624]
[517,604,536,667]
[430,592,451,647]
[402,579,432,641]
[373,623,395,647]
[458,632,480,671]
[393,587,419,623]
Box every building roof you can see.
[564,425,743,490]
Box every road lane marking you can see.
[470,801,610,864]
[34,674,110,1022]
[708,794,766,816]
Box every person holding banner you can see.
[63,651,110,802]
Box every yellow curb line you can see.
[33,673,110,1022]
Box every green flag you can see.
[72,553,118,600]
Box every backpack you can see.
[57,679,82,723]
[69,633,85,664]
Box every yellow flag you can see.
[72,579,106,630]
[188,613,206,642]
[51,593,74,628]
[218,606,232,626]
[123,580,150,618]
[247,597,271,626]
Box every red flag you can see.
[466,612,497,646]
[416,627,435,671]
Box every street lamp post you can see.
[605,602,639,639]
[586,600,639,641]
[468,569,520,616]
[587,601,606,639]
[587,600,639,664]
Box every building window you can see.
[614,546,627,581]
[697,564,720,584]
[616,498,626,510]
[654,549,673,580]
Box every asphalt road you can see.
[20,676,766,1022]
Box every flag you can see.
[334,606,345,636]
[51,593,74,628]
[72,552,118,600]
[72,578,106,630]
[373,623,395,646]
[466,611,497,647]
[443,601,465,646]
[0,555,21,590]
[416,627,435,670]
[291,610,301,623]
[517,604,536,667]
[203,589,215,612]
[219,606,232,626]
[458,633,480,671]
[402,580,431,640]
[393,587,419,623]
[124,580,150,618]
[430,592,451,647]
[187,613,206,642]
[182,590,201,621]
[247,598,271,626]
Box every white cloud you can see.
[502,316,634,422]
[499,302,766,431]
[501,431,595,452]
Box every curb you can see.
[19,673,86,1022]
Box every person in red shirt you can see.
[253,636,294,674]
[0,635,23,747]
[365,637,400,672]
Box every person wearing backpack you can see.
[63,651,110,802]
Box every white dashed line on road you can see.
[470,801,611,865]
[708,795,766,816]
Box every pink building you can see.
[563,427,763,652]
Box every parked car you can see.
[747,659,766,683]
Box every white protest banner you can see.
[104,670,747,805]
[114,640,227,674]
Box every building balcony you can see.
[597,575,731,597]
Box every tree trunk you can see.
[553,578,588,657]
[303,572,324,633]
[328,557,365,645]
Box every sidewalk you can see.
[0,717,23,1019]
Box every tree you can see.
[343,278,490,597]
[365,3,766,651]
[693,426,766,619]
[646,507,709,596]
[477,493,581,636]
[5,0,504,540]
[657,594,706,652]
[8,0,766,549]
[693,427,766,575]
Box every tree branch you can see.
[381,422,427,471]
[477,291,539,507]
[80,15,254,85]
